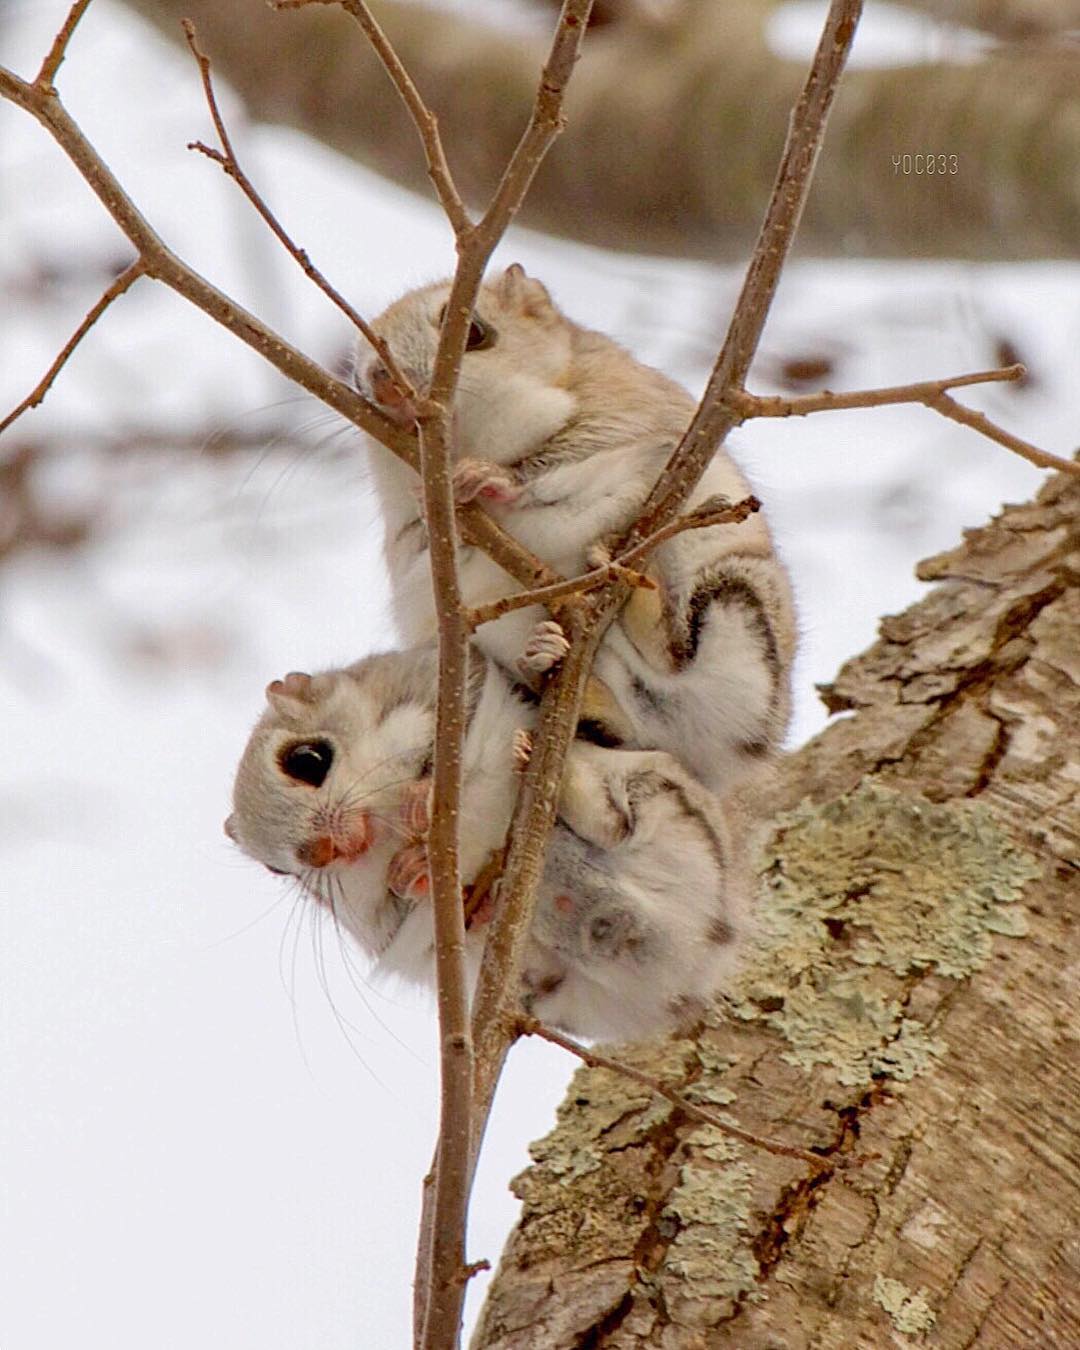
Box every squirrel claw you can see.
[512,728,534,774]
[388,842,430,901]
[519,619,570,676]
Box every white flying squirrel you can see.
[354,265,797,797]
[225,646,750,1040]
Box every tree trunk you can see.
[117,0,1080,261]
[471,467,1080,1348]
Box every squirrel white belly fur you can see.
[355,265,796,796]
[225,646,750,1039]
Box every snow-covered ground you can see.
[1,3,1071,1346]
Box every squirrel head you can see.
[355,264,577,465]
[226,650,439,883]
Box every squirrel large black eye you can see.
[465,316,494,351]
[436,304,495,352]
[278,740,333,787]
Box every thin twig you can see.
[615,491,760,570]
[926,390,1080,477]
[468,494,760,630]
[181,21,411,393]
[35,0,93,87]
[0,260,145,437]
[275,0,472,237]
[519,1017,831,1171]
[627,0,865,545]
[731,365,1080,479]
[731,364,1025,418]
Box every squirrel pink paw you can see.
[388,842,430,900]
[452,458,521,506]
[519,619,570,676]
[398,778,433,839]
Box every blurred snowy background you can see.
[1,1,1074,1346]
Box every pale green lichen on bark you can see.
[754,976,946,1086]
[731,782,1040,1085]
[661,1148,760,1307]
[873,1274,938,1335]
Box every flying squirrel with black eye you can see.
[355,264,798,798]
[225,644,751,1040]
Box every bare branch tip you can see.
[458,1259,491,1285]
[35,0,96,88]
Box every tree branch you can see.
[267,2,593,1343]
[413,403,475,1350]
[925,389,1079,477]
[730,363,1080,480]
[733,362,1026,417]
[412,5,596,1340]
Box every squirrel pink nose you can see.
[297,835,335,869]
[296,813,374,869]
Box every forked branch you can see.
[0,53,562,599]
[729,362,1080,479]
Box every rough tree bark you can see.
[117,0,1080,261]
[471,467,1080,1348]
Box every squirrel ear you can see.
[500,264,555,320]
[265,670,321,718]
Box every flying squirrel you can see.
[354,265,797,797]
[225,645,751,1039]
